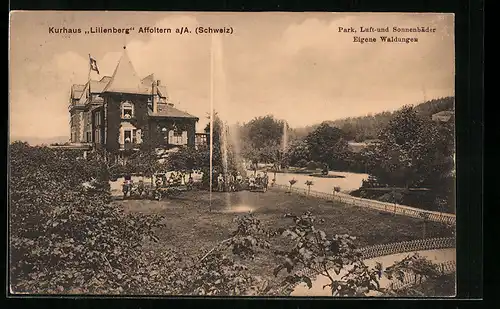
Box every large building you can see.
[69,48,207,155]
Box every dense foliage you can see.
[237,115,287,164]
[9,142,163,294]
[364,106,455,211]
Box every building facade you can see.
[69,49,207,154]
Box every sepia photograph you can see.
[9,11,456,297]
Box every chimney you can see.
[157,80,161,86]
[152,80,158,113]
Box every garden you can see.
[9,141,455,296]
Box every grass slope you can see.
[115,189,453,294]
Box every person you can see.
[187,175,194,190]
[235,171,243,191]
[168,173,175,186]
[174,172,182,185]
[262,171,269,191]
[217,173,224,192]
[227,173,235,192]
[155,174,163,187]
[137,176,145,197]
[255,173,262,186]
[249,174,255,190]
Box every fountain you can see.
[209,35,215,211]
[282,121,288,154]
[280,121,288,172]
[209,34,243,211]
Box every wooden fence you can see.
[271,184,456,225]
[359,237,455,259]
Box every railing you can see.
[274,237,456,296]
[68,103,86,111]
[359,237,455,260]
[271,184,456,225]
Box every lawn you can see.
[113,188,454,294]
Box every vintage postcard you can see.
[9,11,456,297]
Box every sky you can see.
[9,12,454,139]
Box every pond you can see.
[263,170,369,194]
[109,170,368,196]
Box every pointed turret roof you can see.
[102,48,150,95]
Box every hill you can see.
[292,96,454,142]
[9,135,69,146]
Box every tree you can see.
[304,122,349,169]
[239,115,286,164]
[285,140,310,167]
[125,149,163,183]
[305,180,314,196]
[287,179,297,193]
[368,106,454,191]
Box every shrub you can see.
[9,142,163,294]
[305,161,320,170]
[296,159,308,168]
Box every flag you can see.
[89,54,100,74]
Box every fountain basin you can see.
[220,204,256,213]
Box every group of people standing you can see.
[154,171,194,189]
[215,171,270,192]
[248,172,269,191]
[216,171,244,192]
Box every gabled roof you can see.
[149,103,199,120]
[141,74,155,85]
[99,76,112,84]
[157,85,168,99]
[90,78,111,93]
[71,84,86,99]
[141,74,168,99]
[102,50,151,95]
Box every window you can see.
[95,111,101,126]
[95,129,100,144]
[121,101,134,119]
[169,130,187,145]
[147,98,153,111]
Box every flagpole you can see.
[88,54,92,99]
[209,34,214,212]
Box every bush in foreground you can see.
[9,142,163,294]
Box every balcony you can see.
[121,114,136,121]
[68,103,86,112]
[119,142,141,151]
